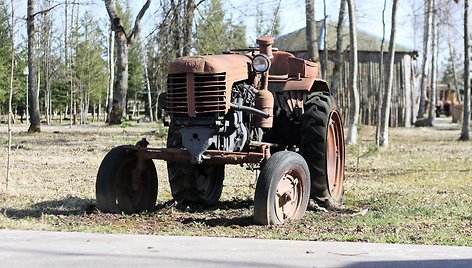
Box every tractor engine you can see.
[161,54,257,163]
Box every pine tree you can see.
[75,11,107,124]
[195,0,246,54]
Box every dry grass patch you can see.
[0,119,471,246]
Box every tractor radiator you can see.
[167,73,227,117]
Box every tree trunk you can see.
[144,50,153,121]
[44,0,52,125]
[7,0,15,189]
[376,0,388,145]
[106,28,114,122]
[109,30,128,124]
[105,0,151,124]
[346,0,359,145]
[448,43,461,102]
[379,0,399,146]
[460,0,470,141]
[321,0,328,78]
[417,0,432,120]
[183,0,195,56]
[171,0,182,58]
[427,0,438,125]
[305,0,319,62]
[69,0,74,127]
[331,0,347,97]
[27,0,41,133]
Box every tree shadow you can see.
[180,215,254,227]
[2,197,95,219]
[167,198,255,227]
[157,198,254,212]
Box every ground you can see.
[0,118,470,246]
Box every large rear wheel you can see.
[166,127,224,206]
[96,146,158,214]
[301,92,345,208]
[253,151,311,225]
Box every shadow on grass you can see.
[170,198,255,227]
[181,215,254,227]
[2,197,95,219]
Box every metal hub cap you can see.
[275,171,302,221]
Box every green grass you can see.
[0,120,471,246]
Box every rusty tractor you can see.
[96,37,345,225]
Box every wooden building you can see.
[274,23,419,127]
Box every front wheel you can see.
[96,146,158,214]
[253,151,311,225]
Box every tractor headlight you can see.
[252,54,271,73]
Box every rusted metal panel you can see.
[270,51,295,75]
[124,145,267,165]
[255,89,274,128]
[167,55,251,117]
[283,57,319,92]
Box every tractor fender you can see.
[311,79,330,93]
[282,78,330,93]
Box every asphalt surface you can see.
[0,229,470,268]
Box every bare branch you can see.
[28,3,61,20]
[129,0,152,43]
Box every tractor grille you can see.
[167,73,227,117]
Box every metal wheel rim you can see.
[274,170,304,222]
[326,110,345,200]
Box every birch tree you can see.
[417,0,433,120]
[427,0,438,126]
[106,28,114,122]
[39,0,52,125]
[104,0,151,124]
[7,0,15,189]
[376,0,387,145]
[379,0,399,146]
[346,0,359,145]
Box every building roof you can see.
[274,21,417,55]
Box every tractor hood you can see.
[168,54,251,77]
[166,54,252,118]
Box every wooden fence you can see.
[293,50,418,127]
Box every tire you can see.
[253,151,311,225]
[166,127,224,206]
[300,92,345,208]
[96,146,158,214]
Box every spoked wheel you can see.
[253,151,311,225]
[167,127,224,206]
[301,92,345,208]
[96,146,158,214]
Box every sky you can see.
[11,1,417,46]
[10,0,465,64]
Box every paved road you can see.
[0,229,470,267]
